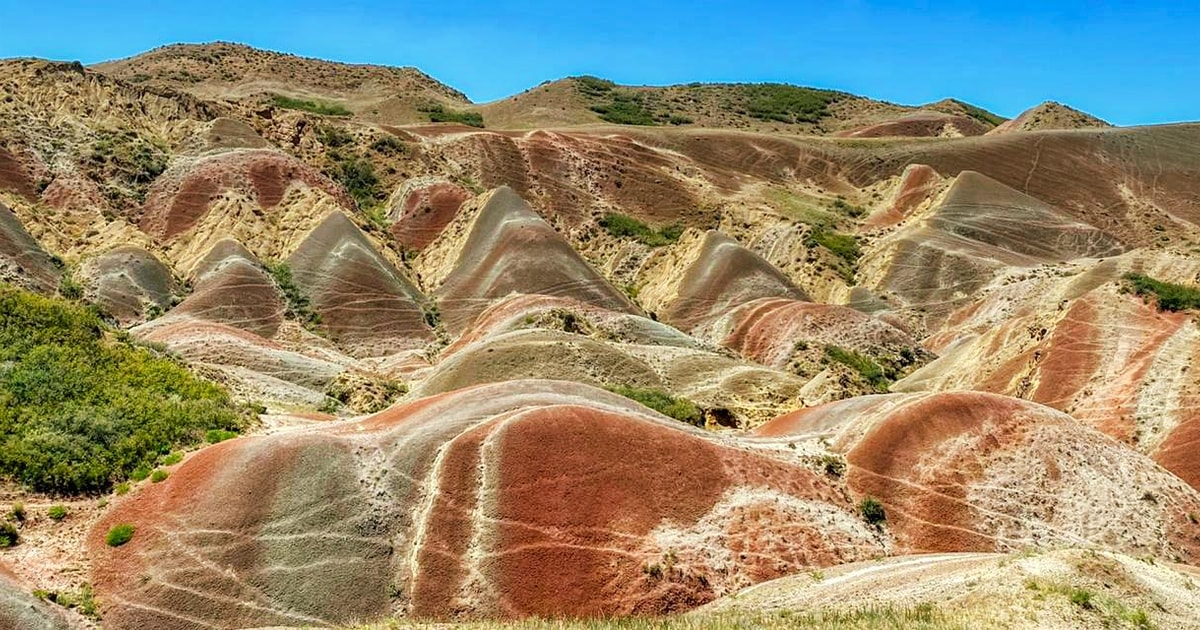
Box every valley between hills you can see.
[1,42,1200,629]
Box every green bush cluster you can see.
[270,94,352,116]
[419,104,485,128]
[824,345,891,392]
[327,156,386,210]
[86,129,169,206]
[606,385,703,427]
[0,285,247,493]
[105,523,135,547]
[316,125,355,148]
[949,99,1007,127]
[589,92,659,126]
[858,497,887,526]
[1123,272,1200,312]
[266,263,323,332]
[48,504,67,520]
[599,213,683,247]
[741,84,841,124]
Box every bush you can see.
[741,84,841,124]
[0,521,16,547]
[419,104,484,128]
[9,502,24,522]
[150,469,168,483]
[0,285,248,493]
[599,213,683,247]
[590,92,658,126]
[316,125,355,148]
[824,345,891,392]
[1123,272,1200,312]
[114,482,130,495]
[370,135,407,155]
[606,385,703,427]
[205,429,238,444]
[105,523,135,547]
[159,451,183,466]
[327,156,385,210]
[48,504,67,520]
[270,94,351,116]
[266,262,323,332]
[858,497,886,526]
[807,229,861,264]
[816,454,847,478]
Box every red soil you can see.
[89,380,883,627]
[391,182,471,250]
[139,150,352,241]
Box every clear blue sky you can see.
[1,0,1195,126]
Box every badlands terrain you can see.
[1,42,1200,628]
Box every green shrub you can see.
[590,92,658,126]
[741,84,841,124]
[327,156,386,209]
[0,286,248,493]
[419,104,485,128]
[159,451,183,466]
[205,429,238,444]
[48,504,67,520]
[41,584,99,620]
[824,345,891,392]
[105,523,135,547]
[9,502,24,522]
[114,482,130,495]
[816,454,847,478]
[0,521,16,547]
[129,465,151,482]
[858,497,886,526]
[950,99,1007,127]
[266,262,323,332]
[808,229,861,264]
[1070,588,1094,610]
[316,125,355,148]
[370,135,407,155]
[1123,273,1200,312]
[574,76,617,97]
[270,94,351,116]
[599,213,683,247]
[150,469,168,483]
[606,385,703,427]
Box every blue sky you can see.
[1,1,1194,126]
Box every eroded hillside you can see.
[1,43,1199,630]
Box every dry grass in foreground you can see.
[362,604,969,630]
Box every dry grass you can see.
[362,605,970,630]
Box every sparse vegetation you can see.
[86,129,169,206]
[815,453,847,478]
[742,84,841,124]
[270,94,352,116]
[0,285,248,493]
[105,523,135,547]
[150,469,169,483]
[316,125,355,148]
[34,584,99,620]
[858,497,887,526]
[370,135,408,155]
[362,604,963,629]
[606,385,703,427]
[1123,273,1200,312]
[266,262,323,332]
[807,229,861,265]
[328,155,386,210]
[824,345,891,392]
[949,99,1007,127]
[160,451,183,466]
[590,92,658,126]
[48,504,67,520]
[420,104,485,127]
[599,212,683,247]
[0,521,16,547]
